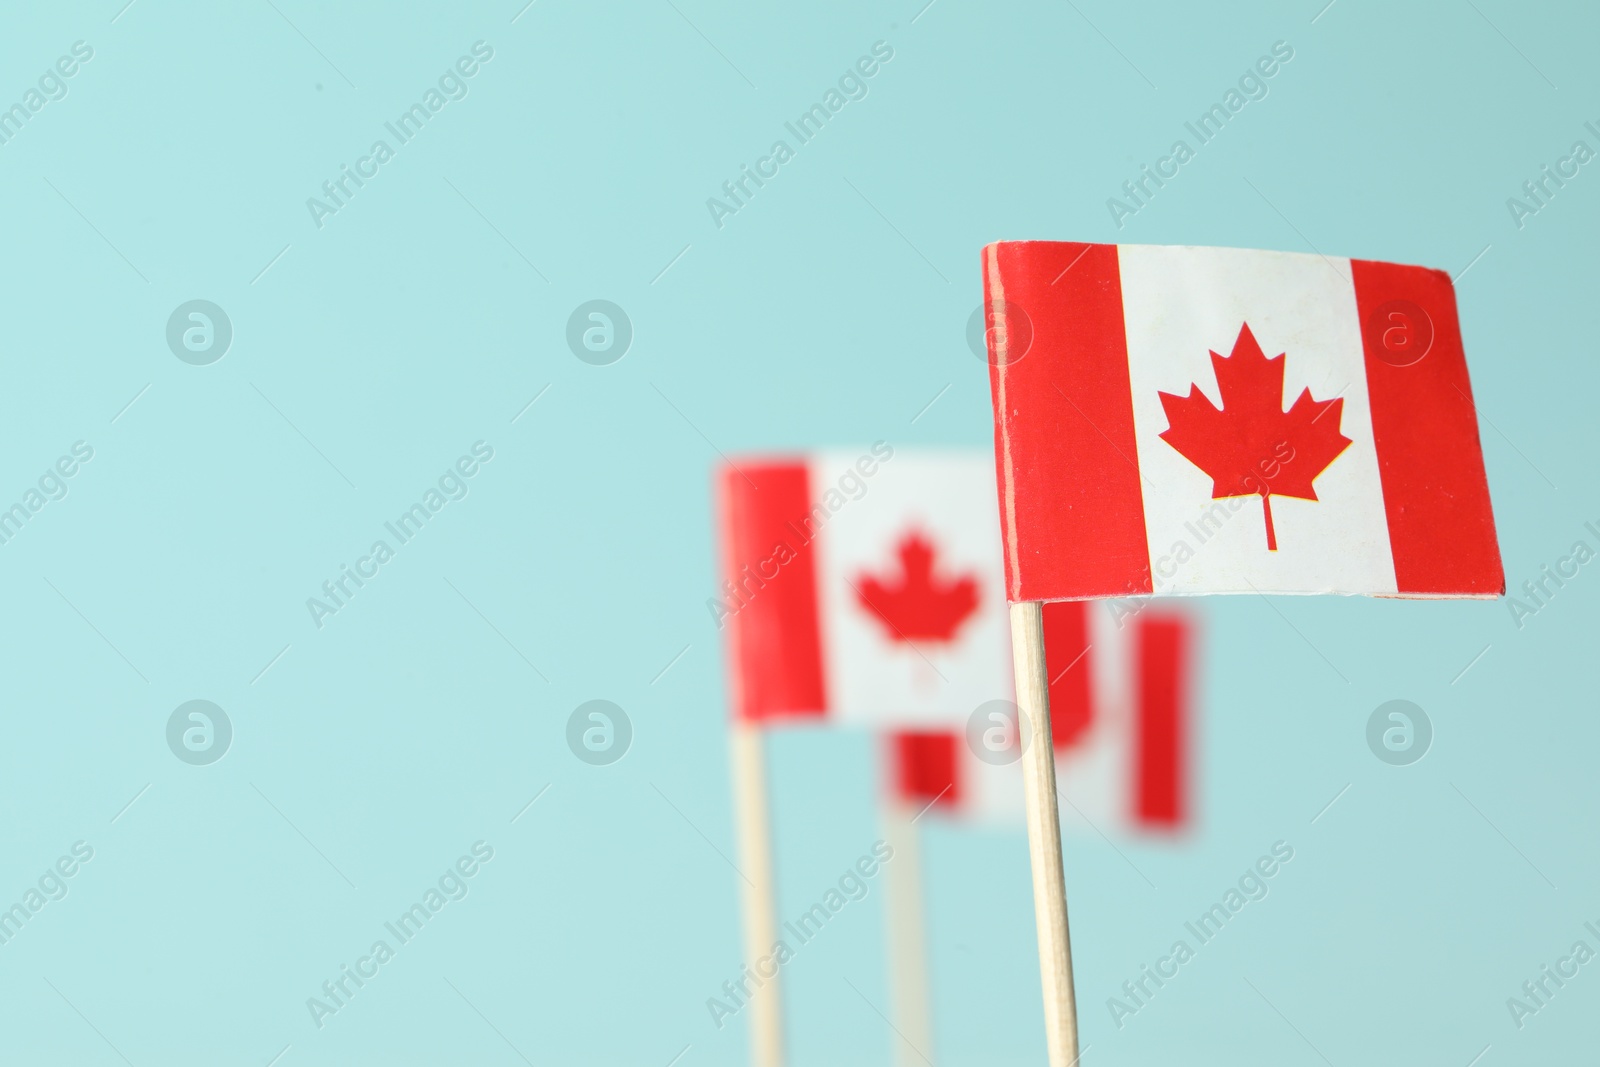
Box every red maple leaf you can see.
[1158,323,1352,551]
[856,532,980,642]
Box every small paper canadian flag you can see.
[714,449,1012,727]
[714,449,1194,830]
[887,601,1192,832]
[982,242,1504,600]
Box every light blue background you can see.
[0,1,1594,1064]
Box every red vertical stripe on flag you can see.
[985,242,1152,601]
[717,462,828,721]
[1042,599,1094,750]
[1351,260,1505,595]
[890,731,962,809]
[1134,613,1188,828]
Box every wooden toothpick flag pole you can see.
[1008,600,1080,1065]
[882,798,935,1067]
[982,239,1504,1065]
[728,721,785,1067]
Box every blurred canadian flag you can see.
[887,600,1192,832]
[715,449,1195,832]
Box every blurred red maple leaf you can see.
[856,532,980,642]
[1158,323,1352,551]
